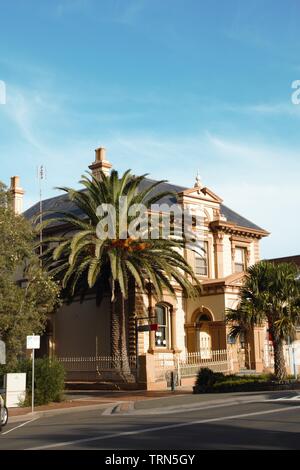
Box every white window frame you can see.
[195,241,209,276]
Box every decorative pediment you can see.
[201,272,246,294]
[177,186,223,204]
[224,272,246,286]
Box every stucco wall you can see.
[222,234,233,277]
[186,293,226,323]
[54,295,111,357]
[175,294,186,352]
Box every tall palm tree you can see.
[39,170,200,378]
[227,261,300,381]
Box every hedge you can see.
[0,357,65,406]
[193,368,300,393]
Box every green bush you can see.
[24,357,65,406]
[193,368,300,393]
[212,378,267,393]
[195,368,225,392]
[194,368,277,393]
[1,357,65,406]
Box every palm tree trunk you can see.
[272,332,287,381]
[120,293,132,380]
[110,295,120,368]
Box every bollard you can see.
[171,371,176,392]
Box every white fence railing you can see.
[263,341,300,376]
[179,350,232,377]
[154,349,232,382]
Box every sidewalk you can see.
[8,387,298,424]
[8,386,193,423]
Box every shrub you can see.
[193,369,299,393]
[24,357,65,406]
[1,357,65,406]
[212,378,266,393]
[195,368,225,392]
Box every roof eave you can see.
[209,220,269,238]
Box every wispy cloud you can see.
[114,0,147,25]
[205,132,283,166]
[55,0,92,18]
[1,76,299,259]
[2,85,64,155]
[222,101,300,117]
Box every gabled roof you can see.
[23,178,266,233]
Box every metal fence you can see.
[179,350,232,377]
[58,349,233,383]
[58,355,137,381]
[154,349,232,382]
[263,341,300,376]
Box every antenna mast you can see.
[37,165,46,259]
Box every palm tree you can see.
[227,261,300,381]
[39,170,200,378]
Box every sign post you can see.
[26,335,40,413]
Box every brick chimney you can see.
[89,147,112,180]
[10,176,24,214]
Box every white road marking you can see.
[265,395,300,402]
[1,417,39,435]
[26,404,300,450]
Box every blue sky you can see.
[0,0,300,258]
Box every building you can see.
[268,255,300,268]
[13,148,272,388]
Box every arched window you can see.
[155,304,170,348]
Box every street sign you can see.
[0,340,6,365]
[137,324,158,332]
[227,334,236,345]
[26,335,40,414]
[26,335,40,350]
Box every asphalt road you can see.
[1,393,300,450]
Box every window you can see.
[234,247,247,272]
[195,241,208,276]
[155,304,169,348]
[196,313,212,358]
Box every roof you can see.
[23,178,265,232]
[220,204,264,231]
[267,255,300,267]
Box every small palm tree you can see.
[227,261,300,381]
[39,170,200,378]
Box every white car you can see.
[0,394,8,429]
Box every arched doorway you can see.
[196,313,212,358]
[188,308,214,358]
